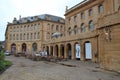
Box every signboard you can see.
[75,44,81,58]
[85,43,92,59]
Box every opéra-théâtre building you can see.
[5,0,120,72]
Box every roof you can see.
[10,14,65,25]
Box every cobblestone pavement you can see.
[0,56,120,80]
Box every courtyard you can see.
[0,56,120,80]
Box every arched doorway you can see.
[22,43,27,53]
[84,41,92,60]
[55,45,58,57]
[46,46,49,56]
[75,42,81,60]
[67,43,72,59]
[50,46,53,56]
[11,43,16,54]
[32,43,37,52]
[60,44,64,58]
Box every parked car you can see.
[5,51,11,56]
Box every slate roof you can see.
[11,14,65,24]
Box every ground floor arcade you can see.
[43,37,99,62]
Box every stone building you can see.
[5,14,65,55]
[43,0,120,72]
[5,0,120,72]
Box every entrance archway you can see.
[75,42,81,60]
[60,44,64,58]
[67,43,72,59]
[84,41,92,60]
[11,43,16,54]
[46,46,49,56]
[32,43,37,52]
[55,45,58,57]
[50,46,53,56]
[22,43,27,53]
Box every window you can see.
[74,26,78,34]
[10,34,12,40]
[69,18,71,24]
[81,12,84,19]
[23,33,25,40]
[60,26,63,31]
[31,33,33,39]
[56,25,59,31]
[20,34,22,40]
[37,32,40,39]
[89,20,94,31]
[16,34,18,40]
[13,34,15,40]
[47,32,50,39]
[74,16,77,22]
[51,24,54,30]
[68,27,72,35]
[27,25,29,31]
[81,23,85,32]
[24,25,26,31]
[47,24,50,30]
[27,33,29,40]
[89,9,93,16]
[98,4,103,13]
[34,33,36,39]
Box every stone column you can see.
[49,46,51,56]
[64,44,67,59]
[53,45,55,57]
[58,45,61,58]
[80,43,85,61]
[71,43,75,60]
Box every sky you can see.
[0,0,83,41]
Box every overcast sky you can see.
[0,0,83,41]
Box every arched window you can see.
[47,32,50,39]
[98,4,103,13]
[68,27,72,35]
[81,12,84,19]
[89,9,93,16]
[47,23,50,30]
[74,25,78,34]
[89,20,94,31]
[81,23,85,32]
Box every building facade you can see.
[43,0,120,72]
[5,14,65,55]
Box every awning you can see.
[52,32,62,37]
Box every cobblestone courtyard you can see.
[0,56,120,80]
